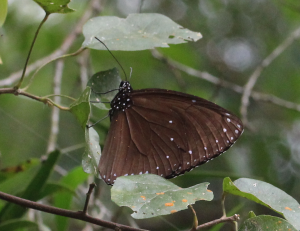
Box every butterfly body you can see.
[99,81,243,185]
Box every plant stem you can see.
[16,13,50,89]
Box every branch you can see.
[46,59,64,153]
[16,13,50,89]
[240,26,300,124]
[0,190,148,231]
[196,214,240,230]
[0,0,98,88]
[151,50,300,113]
[0,88,69,111]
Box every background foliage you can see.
[1,0,300,230]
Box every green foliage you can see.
[82,127,101,175]
[2,1,300,230]
[87,68,122,110]
[239,215,298,231]
[112,174,213,219]
[53,166,89,231]
[0,150,60,221]
[0,219,39,231]
[82,13,202,51]
[33,0,74,14]
[69,86,91,130]
[0,0,8,27]
[224,177,300,229]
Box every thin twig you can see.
[196,214,240,230]
[83,183,96,214]
[0,88,69,110]
[16,13,50,89]
[221,193,227,217]
[151,49,300,112]
[0,190,148,231]
[46,59,64,153]
[189,205,198,231]
[240,26,300,124]
[0,0,97,88]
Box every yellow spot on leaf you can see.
[140,196,146,200]
[278,221,282,224]
[171,210,177,213]
[182,199,188,202]
[187,192,192,194]
[285,207,292,211]
[165,203,174,207]
[156,192,165,195]
[207,189,212,192]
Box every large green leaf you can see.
[54,166,89,231]
[82,127,101,175]
[82,13,202,51]
[239,215,297,231]
[112,174,213,219]
[0,219,39,231]
[70,87,91,130]
[87,68,122,110]
[0,150,60,221]
[33,0,74,14]
[223,177,300,230]
[0,158,40,183]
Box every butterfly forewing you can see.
[98,82,243,185]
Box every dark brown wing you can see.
[99,89,243,185]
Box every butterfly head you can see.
[109,81,133,119]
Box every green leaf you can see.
[0,159,40,209]
[82,127,101,175]
[87,68,122,110]
[239,215,297,231]
[223,177,300,230]
[0,158,40,184]
[82,13,202,51]
[248,211,256,218]
[54,166,89,231]
[111,174,213,219]
[0,0,8,27]
[70,87,91,130]
[33,0,74,14]
[0,219,38,231]
[37,182,75,200]
[0,150,60,221]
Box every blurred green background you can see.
[1,0,300,230]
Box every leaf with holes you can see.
[111,174,213,219]
[87,68,122,110]
[82,13,202,51]
[223,177,300,230]
[33,0,74,14]
[82,127,101,176]
[239,215,297,231]
[70,87,91,130]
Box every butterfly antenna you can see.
[94,37,128,81]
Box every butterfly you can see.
[96,80,243,185]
